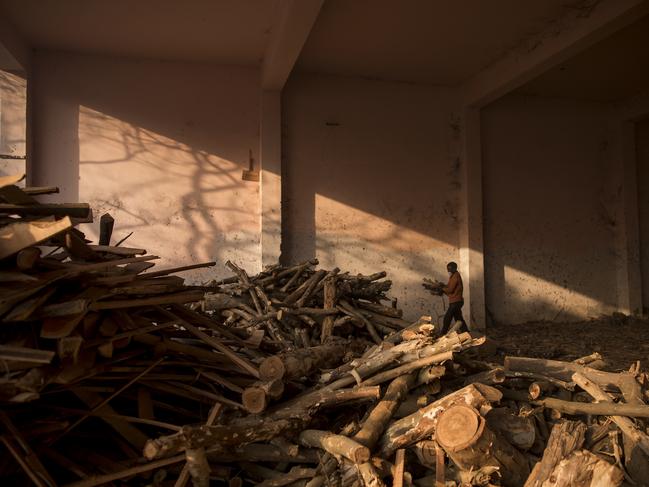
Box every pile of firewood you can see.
[1,174,649,487]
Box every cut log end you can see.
[242,387,269,414]
[259,356,286,382]
[436,404,483,452]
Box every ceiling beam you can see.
[461,0,649,108]
[0,10,31,72]
[261,0,324,91]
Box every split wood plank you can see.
[0,216,72,259]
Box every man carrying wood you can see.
[441,262,466,334]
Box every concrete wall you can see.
[0,70,26,176]
[282,73,460,321]
[30,51,261,282]
[482,94,618,324]
[637,118,649,312]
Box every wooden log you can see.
[185,447,210,487]
[464,367,505,386]
[359,356,448,387]
[436,405,530,487]
[98,213,114,245]
[321,276,337,343]
[523,420,587,487]
[504,356,624,392]
[357,462,387,487]
[379,383,502,455]
[296,269,329,307]
[66,453,186,487]
[242,379,285,414]
[259,340,350,382]
[353,373,417,449]
[144,418,301,460]
[0,216,72,259]
[505,370,575,391]
[90,290,204,310]
[0,345,55,364]
[529,380,555,400]
[16,247,41,270]
[572,372,649,483]
[541,449,623,487]
[532,395,649,418]
[485,407,535,450]
[146,387,380,459]
[435,442,445,487]
[322,332,470,391]
[207,444,320,463]
[257,467,317,487]
[159,308,260,378]
[299,430,370,464]
[0,202,91,218]
[284,270,326,305]
[355,300,403,319]
[393,449,405,487]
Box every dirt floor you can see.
[488,316,649,372]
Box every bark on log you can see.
[144,419,301,460]
[540,449,623,487]
[321,277,337,343]
[532,396,649,417]
[504,356,625,392]
[529,380,555,400]
[523,420,587,487]
[299,429,370,464]
[379,383,501,455]
[242,379,285,414]
[486,407,536,450]
[436,405,529,487]
[185,447,209,487]
[322,332,471,392]
[359,357,448,387]
[572,372,649,483]
[206,443,319,464]
[464,367,505,386]
[259,340,350,382]
[353,373,417,449]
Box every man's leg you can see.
[441,305,454,335]
[449,301,467,333]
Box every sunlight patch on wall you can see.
[315,193,457,322]
[500,265,617,323]
[77,106,261,281]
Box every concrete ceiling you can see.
[0,0,279,65]
[295,0,583,85]
[519,13,649,102]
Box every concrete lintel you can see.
[260,90,282,267]
[261,0,324,91]
[461,0,649,108]
[459,108,486,330]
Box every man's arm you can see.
[442,274,458,295]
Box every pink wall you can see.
[30,51,261,281]
[282,73,460,321]
[636,118,649,311]
[482,94,617,324]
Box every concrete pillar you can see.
[260,90,282,267]
[459,108,486,330]
[611,120,642,315]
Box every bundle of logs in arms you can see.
[1,175,649,486]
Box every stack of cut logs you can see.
[1,174,649,487]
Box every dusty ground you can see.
[488,316,649,372]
